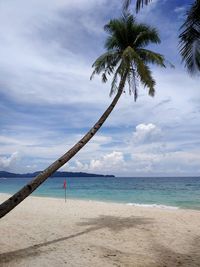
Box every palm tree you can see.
[179,0,200,74]
[124,0,200,74]
[0,14,166,219]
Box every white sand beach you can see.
[0,193,200,267]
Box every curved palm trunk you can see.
[0,75,127,219]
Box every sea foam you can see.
[126,203,179,210]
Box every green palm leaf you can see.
[91,13,166,100]
[123,0,152,12]
[138,49,166,67]
[179,0,200,74]
[136,0,152,12]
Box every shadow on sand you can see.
[152,236,200,267]
[0,215,151,264]
[1,214,199,266]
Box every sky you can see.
[0,0,199,177]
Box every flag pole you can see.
[65,180,66,203]
[63,178,67,203]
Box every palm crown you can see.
[91,14,166,100]
[124,0,200,74]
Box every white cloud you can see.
[0,152,19,169]
[66,151,125,174]
[90,151,125,170]
[130,150,200,175]
[132,123,162,144]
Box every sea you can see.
[0,176,200,210]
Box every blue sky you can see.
[0,0,199,176]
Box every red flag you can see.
[63,179,67,189]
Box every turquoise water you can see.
[0,177,200,210]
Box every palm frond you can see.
[110,63,122,96]
[110,71,119,96]
[104,18,125,35]
[123,0,131,11]
[104,21,126,50]
[138,49,166,67]
[123,0,152,12]
[136,0,152,12]
[105,36,120,50]
[122,46,156,96]
[90,51,120,80]
[104,15,135,50]
[131,65,138,101]
[179,0,200,74]
[136,61,155,96]
[109,59,130,96]
[127,65,138,101]
[133,26,160,47]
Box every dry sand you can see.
[0,193,200,267]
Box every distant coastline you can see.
[0,171,115,178]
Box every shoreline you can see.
[1,192,200,212]
[0,192,200,216]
